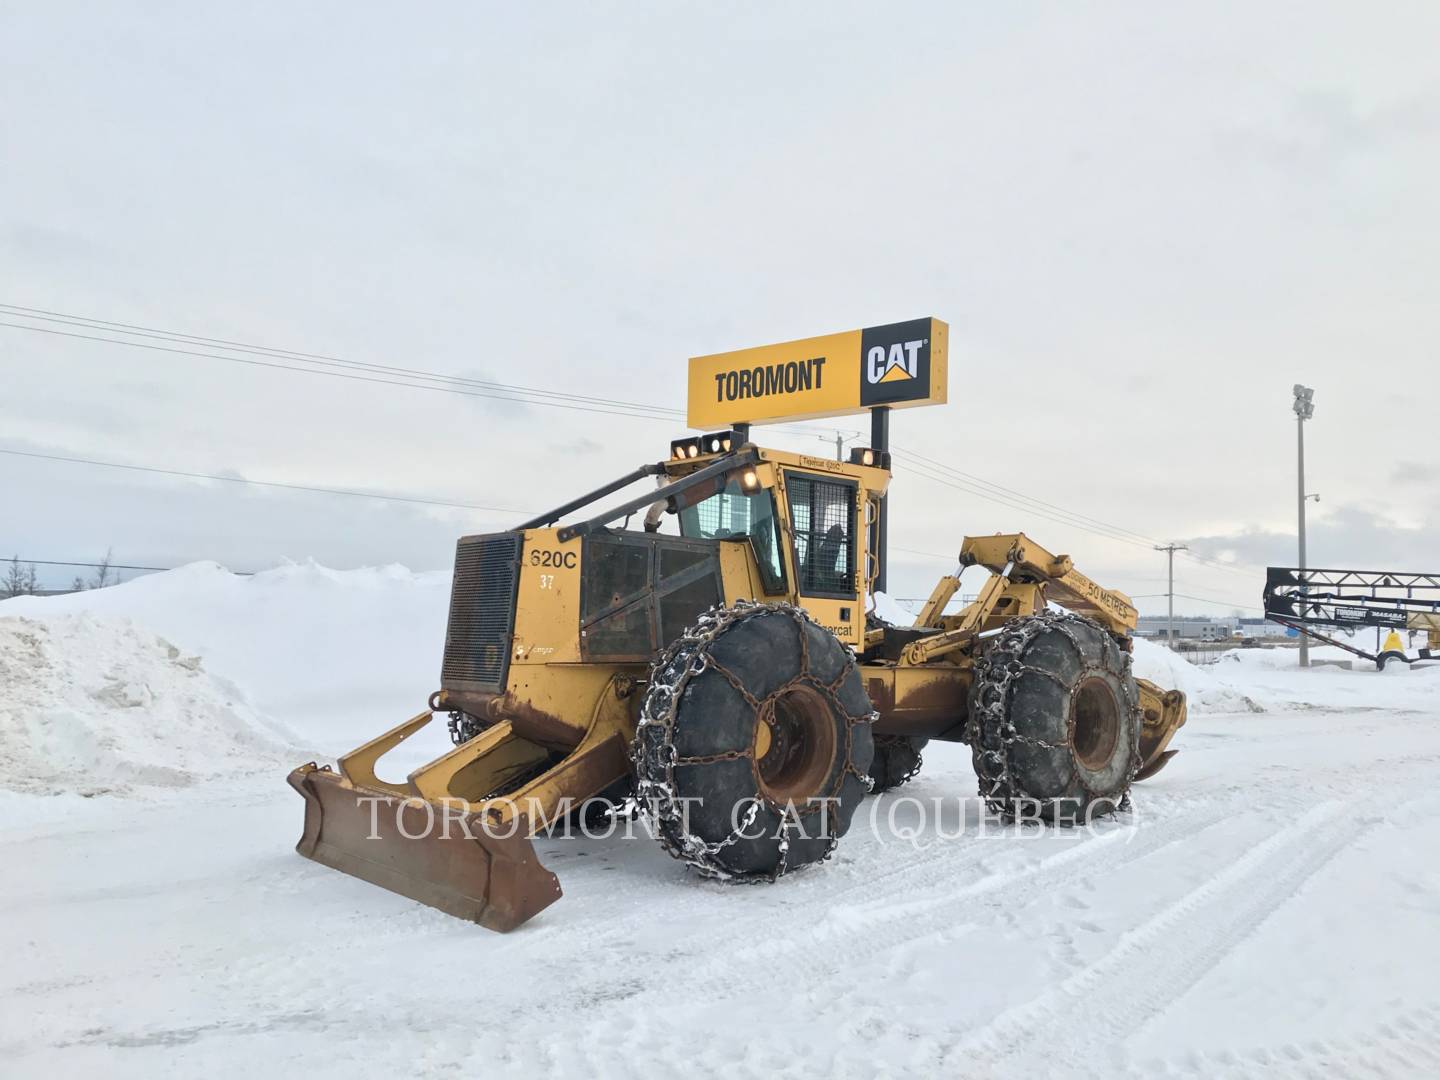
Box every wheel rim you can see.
[1072,678,1121,771]
[755,685,837,805]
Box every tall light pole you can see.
[1155,543,1188,648]
[1293,384,1315,668]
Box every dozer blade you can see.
[287,712,563,932]
[1135,678,1187,783]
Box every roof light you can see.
[848,447,891,470]
[670,437,702,460]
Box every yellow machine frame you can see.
[289,439,1186,929]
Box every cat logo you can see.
[866,339,926,385]
[859,317,933,407]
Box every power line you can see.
[3,444,961,563]
[0,303,1275,580]
[1172,591,1262,612]
[0,304,842,440]
[889,444,1269,585]
[891,442,1164,548]
[889,450,1158,551]
[890,544,958,563]
[892,454,1154,550]
[0,321,697,423]
[3,557,174,572]
[1178,548,1259,581]
[0,450,1270,613]
[0,447,530,515]
[0,304,694,415]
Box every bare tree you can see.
[71,575,86,593]
[4,556,24,598]
[3,555,39,598]
[89,548,114,590]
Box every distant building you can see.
[1136,615,1292,641]
[1135,616,1238,641]
[1237,617,1292,639]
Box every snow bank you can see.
[6,573,1430,799]
[1130,637,1267,713]
[0,613,303,796]
[871,591,915,626]
[1,561,453,756]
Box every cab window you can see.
[678,477,787,595]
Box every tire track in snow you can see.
[434,798,1245,1077]
[1124,1002,1440,1079]
[533,797,1248,1074]
[675,796,1246,994]
[944,791,1438,1072]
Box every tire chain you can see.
[446,710,486,746]
[631,600,877,883]
[873,734,925,790]
[966,608,1139,820]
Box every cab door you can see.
[779,469,865,646]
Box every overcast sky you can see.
[2,1,1437,614]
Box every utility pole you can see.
[1155,543,1187,648]
[1293,385,1315,668]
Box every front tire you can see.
[968,609,1140,824]
[632,603,875,881]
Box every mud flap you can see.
[288,758,561,932]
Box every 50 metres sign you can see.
[687,317,949,428]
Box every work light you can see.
[848,447,891,470]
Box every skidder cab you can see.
[288,320,1188,930]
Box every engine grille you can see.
[441,532,523,690]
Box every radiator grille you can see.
[441,533,522,689]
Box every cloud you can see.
[1392,461,1438,485]
[2,1,1438,610]
[1187,507,1438,572]
[1219,89,1440,174]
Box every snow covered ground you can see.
[3,565,1439,1078]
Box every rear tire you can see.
[867,735,927,793]
[968,609,1140,824]
[632,602,875,881]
